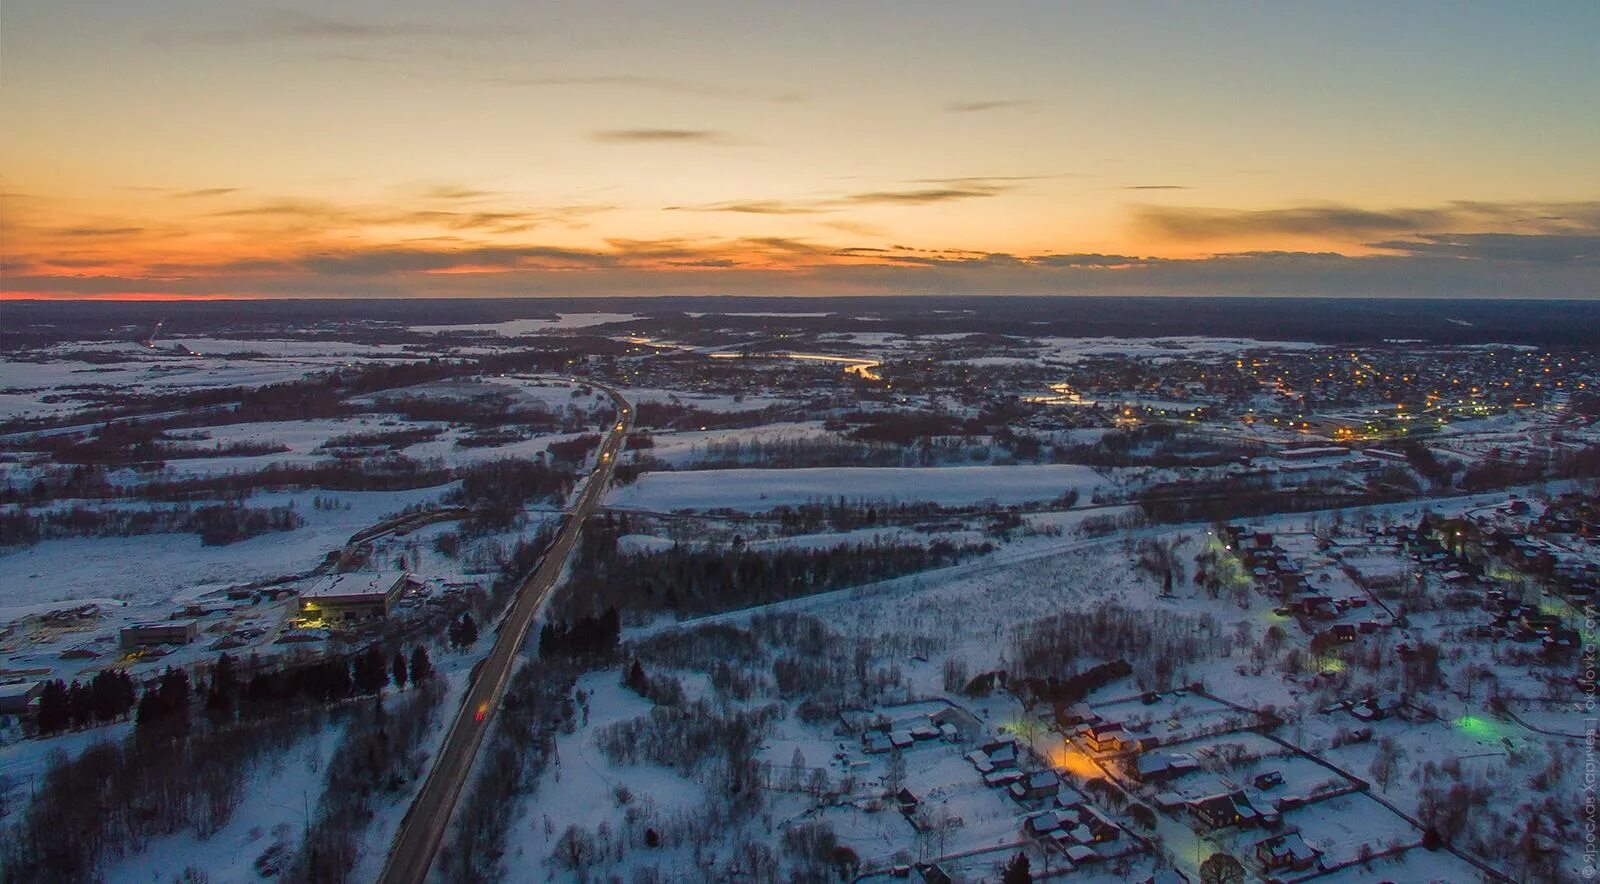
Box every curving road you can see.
[379,383,630,884]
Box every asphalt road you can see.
[378,384,630,884]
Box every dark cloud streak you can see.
[592,129,731,144]
[943,100,1029,113]
[1135,200,1600,241]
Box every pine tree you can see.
[354,646,387,695]
[206,653,238,718]
[160,667,191,719]
[459,614,479,647]
[36,680,69,734]
[409,645,434,683]
[1002,852,1031,884]
[66,680,92,729]
[624,659,648,695]
[391,650,409,689]
[135,688,163,730]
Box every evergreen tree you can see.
[354,646,387,695]
[36,680,69,734]
[1002,852,1031,884]
[624,659,648,695]
[135,688,163,730]
[323,659,353,701]
[391,650,409,689]
[66,680,92,729]
[135,667,194,737]
[88,670,133,722]
[158,666,192,720]
[450,613,480,650]
[206,653,238,718]
[409,645,434,684]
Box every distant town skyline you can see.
[3,1,1597,300]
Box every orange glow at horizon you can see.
[1,3,1595,299]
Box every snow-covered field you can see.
[0,487,448,618]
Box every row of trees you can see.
[0,501,304,547]
[33,670,138,734]
[26,429,289,467]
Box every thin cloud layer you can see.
[1134,200,1600,242]
[1369,233,1600,263]
[5,186,1597,300]
[592,129,731,144]
[9,246,1596,301]
[670,180,1021,214]
[943,100,1029,113]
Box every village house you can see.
[1188,790,1258,830]
[1128,751,1199,784]
[1008,769,1062,804]
[1084,722,1125,752]
[964,738,1019,773]
[1255,830,1323,873]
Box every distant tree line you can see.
[19,423,290,467]
[377,391,602,433]
[1134,476,1403,524]
[1,358,469,437]
[0,455,453,506]
[685,435,988,470]
[317,426,442,452]
[630,402,792,432]
[0,500,303,547]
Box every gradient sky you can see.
[3,1,1598,299]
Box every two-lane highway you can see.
[379,384,630,884]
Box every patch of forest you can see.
[560,513,993,617]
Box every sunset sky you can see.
[3,1,1597,299]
